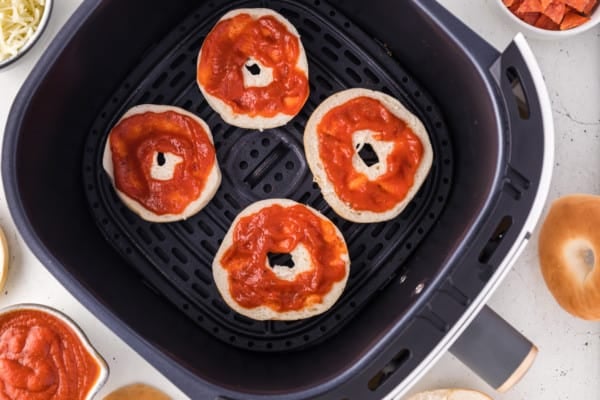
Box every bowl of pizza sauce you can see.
[0,303,108,399]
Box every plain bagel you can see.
[197,8,309,130]
[304,88,433,223]
[213,199,350,320]
[103,383,171,400]
[538,194,600,320]
[103,104,221,223]
[407,389,492,400]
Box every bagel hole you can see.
[565,239,595,282]
[583,248,595,267]
[268,252,295,268]
[357,143,379,167]
[242,58,273,88]
[157,152,166,166]
[245,63,261,75]
[151,151,183,180]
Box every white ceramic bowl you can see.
[0,0,53,68]
[0,303,109,399]
[495,0,600,39]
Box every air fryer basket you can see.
[82,0,454,352]
[2,0,552,399]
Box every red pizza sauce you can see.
[0,309,100,400]
[109,110,216,215]
[220,204,348,311]
[197,12,309,117]
[317,96,424,212]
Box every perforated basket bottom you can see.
[82,0,453,352]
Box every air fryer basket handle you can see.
[490,32,554,185]
[449,306,537,392]
[369,33,551,400]
[447,33,551,394]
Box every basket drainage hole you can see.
[368,349,411,391]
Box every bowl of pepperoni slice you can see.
[496,0,600,38]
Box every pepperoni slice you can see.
[504,0,598,30]
[105,105,218,217]
[197,9,309,127]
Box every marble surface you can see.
[0,1,598,399]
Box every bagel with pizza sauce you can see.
[103,104,221,223]
[213,199,350,320]
[197,8,309,130]
[304,88,433,223]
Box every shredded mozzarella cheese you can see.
[0,0,45,62]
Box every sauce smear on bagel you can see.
[197,13,308,117]
[317,96,424,212]
[109,111,216,215]
[220,204,347,312]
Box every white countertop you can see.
[0,1,598,399]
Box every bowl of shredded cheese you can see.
[0,0,52,68]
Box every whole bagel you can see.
[538,194,600,319]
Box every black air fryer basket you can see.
[2,0,553,399]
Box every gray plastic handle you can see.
[450,306,537,393]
